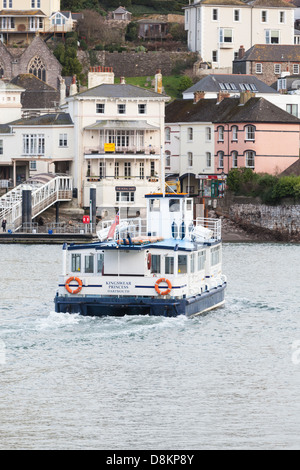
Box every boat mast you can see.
[161,145,165,198]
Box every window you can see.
[218,151,224,168]
[245,150,255,168]
[212,50,218,63]
[31,0,35,7]
[266,30,280,44]
[165,257,174,275]
[245,125,255,141]
[190,253,196,274]
[219,28,233,44]
[151,255,161,274]
[274,63,281,75]
[29,160,37,171]
[218,126,224,142]
[138,104,147,114]
[205,127,212,141]
[261,10,268,23]
[71,254,81,272]
[150,161,155,176]
[139,162,144,179]
[286,104,298,117]
[97,253,104,274]
[198,251,206,271]
[211,246,220,266]
[232,151,238,168]
[85,255,94,274]
[23,134,45,155]
[188,127,193,141]
[169,199,180,212]
[256,63,263,74]
[116,191,135,203]
[59,133,67,147]
[118,104,126,114]
[212,8,218,21]
[99,161,106,178]
[114,162,119,178]
[187,152,193,167]
[234,9,240,22]
[165,151,171,168]
[0,139,3,155]
[293,64,299,75]
[96,103,105,114]
[206,152,212,168]
[28,56,46,82]
[178,255,187,274]
[124,162,131,178]
[231,126,238,141]
[165,127,171,141]
[279,11,285,23]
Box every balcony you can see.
[84,146,160,158]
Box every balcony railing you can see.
[84,146,160,156]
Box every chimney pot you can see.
[193,91,205,103]
[238,45,245,60]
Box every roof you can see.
[10,74,60,109]
[280,158,300,176]
[0,80,24,92]
[166,96,300,124]
[113,6,130,13]
[184,0,294,6]
[74,83,169,100]
[85,120,159,130]
[0,9,46,16]
[183,74,277,95]
[236,44,300,62]
[8,113,73,127]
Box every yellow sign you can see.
[104,143,115,152]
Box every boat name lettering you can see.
[106,280,132,293]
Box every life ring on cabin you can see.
[65,276,83,295]
[147,253,152,270]
[155,278,172,296]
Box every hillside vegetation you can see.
[61,0,187,15]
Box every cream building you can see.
[0,0,76,45]
[64,74,169,217]
[184,0,295,70]
[0,79,23,123]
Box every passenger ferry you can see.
[54,193,226,317]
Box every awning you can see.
[84,120,159,131]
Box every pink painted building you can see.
[214,94,300,175]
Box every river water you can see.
[0,242,299,450]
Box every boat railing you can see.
[195,218,221,241]
[97,217,222,241]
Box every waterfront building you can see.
[0,0,78,45]
[63,73,169,217]
[184,0,295,70]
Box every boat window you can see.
[85,255,94,274]
[211,246,221,266]
[165,256,174,275]
[71,254,81,272]
[169,199,180,212]
[186,200,192,211]
[97,253,104,274]
[198,251,206,271]
[190,253,196,273]
[149,199,160,211]
[151,255,161,274]
[178,255,187,274]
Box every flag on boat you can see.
[107,212,119,239]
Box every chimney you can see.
[193,91,205,103]
[240,90,255,105]
[88,66,114,89]
[155,69,163,94]
[217,91,230,103]
[120,76,126,84]
[238,45,245,60]
[69,75,77,96]
[59,76,66,105]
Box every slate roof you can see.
[184,0,294,6]
[8,113,73,127]
[236,44,300,62]
[10,74,60,109]
[75,83,169,99]
[183,74,277,95]
[165,97,300,124]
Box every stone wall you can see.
[78,50,198,77]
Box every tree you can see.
[178,75,193,94]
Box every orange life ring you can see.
[65,276,83,295]
[155,278,172,296]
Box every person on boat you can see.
[2,218,7,232]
